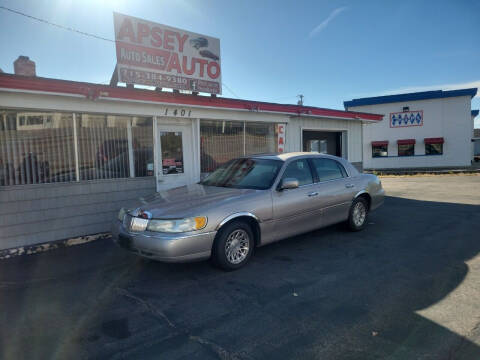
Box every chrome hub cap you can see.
[353,202,366,227]
[225,229,250,264]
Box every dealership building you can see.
[473,110,480,159]
[344,88,478,170]
[0,63,381,251]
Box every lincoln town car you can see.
[113,152,385,270]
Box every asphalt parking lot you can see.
[1,174,480,359]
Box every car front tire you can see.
[212,221,254,271]
[347,197,369,231]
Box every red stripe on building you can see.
[0,73,384,121]
[424,137,444,144]
[371,140,388,146]
[397,139,416,145]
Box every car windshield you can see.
[200,158,282,190]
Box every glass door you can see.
[156,124,194,191]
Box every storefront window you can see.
[0,110,75,185]
[200,120,244,173]
[76,114,153,180]
[372,144,388,157]
[0,110,154,186]
[200,120,279,173]
[245,122,276,156]
[160,131,184,174]
[425,143,443,155]
[76,114,130,180]
[132,117,154,176]
[398,144,414,156]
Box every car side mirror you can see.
[279,178,299,190]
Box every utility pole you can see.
[297,94,304,105]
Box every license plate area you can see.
[129,217,148,232]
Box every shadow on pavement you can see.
[0,196,479,359]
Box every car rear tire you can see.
[212,221,254,271]
[347,197,369,231]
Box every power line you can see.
[0,5,115,42]
[221,82,241,99]
[269,95,298,102]
[1,5,244,99]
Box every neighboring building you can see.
[344,89,478,170]
[473,110,480,160]
[0,71,381,251]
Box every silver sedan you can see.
[112,152,384,270]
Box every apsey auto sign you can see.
[113,12,221,94]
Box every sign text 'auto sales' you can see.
[113,12,221,94]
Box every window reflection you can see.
[0,110,154,186]
[76,114,130,180]
[398,144,414,156]
[0,110,75,185]
[425,143,443,155]
[200,120,278,175]
[76,114,153,180]
[132,117,154,177]
[200,120,244,173]
[245,122,276,156]
[160,131,184,174]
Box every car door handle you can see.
[345,184,355,188]
[307,192,319,197]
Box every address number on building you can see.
[164,108,192,117]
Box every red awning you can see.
[371,141,389,146]
[424,137,444,144]
[397,139,416,145]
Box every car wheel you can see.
[212,221,254,271]
[347,197,369,231]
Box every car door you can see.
[271,158,322,241]
[310,158,357,227]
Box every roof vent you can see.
[14,56,36,76]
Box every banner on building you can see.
[390,110,423,128]
[113,12,221,94]
[277,124,286,153]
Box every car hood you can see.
[128,183,257,218]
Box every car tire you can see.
[212,221,254,271]
[347,197,369,231]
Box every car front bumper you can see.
[112,220,216,262]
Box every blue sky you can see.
[1,0,479,126]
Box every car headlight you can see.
[118,207,127,221]
[146,216,207,233]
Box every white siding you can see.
[348,96,472,169]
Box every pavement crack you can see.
[116,287,244,360]
[189,335,243,360]
[116,287,176,328]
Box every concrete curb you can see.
[0,233,111,260]
[365,169,480,176]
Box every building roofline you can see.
[0,73,383,121]
[472,109,479,117]
[344,88,478,108]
